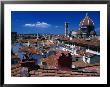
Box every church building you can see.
[69,13,97,38]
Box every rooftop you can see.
[57,36,100,47]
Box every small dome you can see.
[80,13,94,27]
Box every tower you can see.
[64,22,69,36]
[37,33,39,39]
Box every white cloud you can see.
[25,24,35,27]
[54,26,62,29]
[24,22,51,28]
[55,26,59,28]
[35,22,50,28]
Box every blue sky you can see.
[11,11,100,35]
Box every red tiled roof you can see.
[57,37,100,47]
[28,39,37,43]
[20,46,40,54]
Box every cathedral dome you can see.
[79,13,94,27]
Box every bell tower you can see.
[64,22,69,37]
